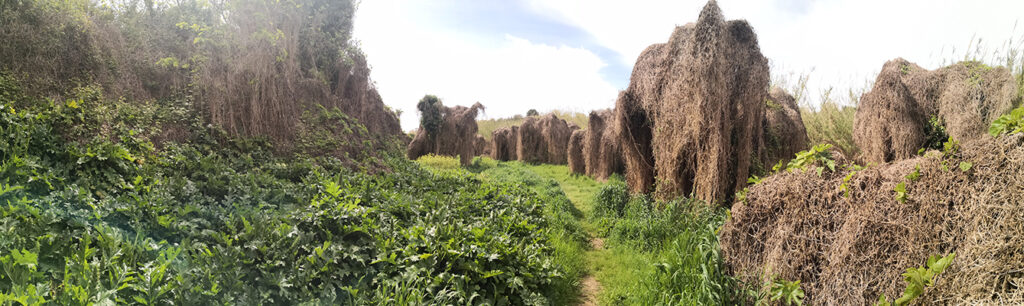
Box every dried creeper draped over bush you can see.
[854,58,1018,164]
[721,134,1024,305]
[407,95,485,166]
[616,0,770,204]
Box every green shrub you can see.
[593,180,630,218]
[989,106,1024,137]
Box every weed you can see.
[787,144,837,176]
[875,253,956,306]
[989,106,1024,137]
[894,182,908,203]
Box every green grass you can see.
[477,110,589,140]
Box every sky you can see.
[353,0,1024,131]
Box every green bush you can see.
[593,180,630,218]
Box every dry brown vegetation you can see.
[517,116,548,164]
[854,58,1018,164]
[407,102,485,166]
[721,133,1024,305]
[474,134,489,156]
[615,1,769,203]
[0,0,403,157]
[762,87,810,169]
[567,129,586,174]
[540,114,573,164]
[489,126,519,161]
[584,110,623,180]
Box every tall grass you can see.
[588,182,743,305]
[477,110,589,140]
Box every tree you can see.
[527,109,539,117]
[417,95,444,138]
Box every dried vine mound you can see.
[854,58,1017,164]
[540,114,572,164]
[568,130,586,174]
[584,110,623,180]
[490,126,519,161]
[720,134,1024,305]
[616,0,769,203]
[474,135,490,156]
[762,87,809,168]
[407,102,485,165]
[517,117,547,164]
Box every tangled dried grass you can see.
[474,134,489,156]
[583,110,623,180]
[517,117,547,164]
[616,0,769,203]
[406,102,485,166]
[762,87,809,168]
[539,114,573,164]
[567,129,586,174]
[854,58,1018,164]
[720,134,1024,305]
[490,126,519,161]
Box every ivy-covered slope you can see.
[0,75,579,305]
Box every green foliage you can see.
[800,91,859,158]
[758,278,804,306]
[787,144,837,176]
[989,106,1024,137]
[416,95,444,136]
[905,165,922,181]
[894,182,908,203]
[0,79,582,305]
[875,253,956,306]
[526,109,539,117]
[593,180,630,219]
[922,116,949,151]
[596,198,742,305]
[939,137,962,171]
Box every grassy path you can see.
[524,165,647,306]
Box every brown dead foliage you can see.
[518,116,548,164]
[762,87,809,168]
[854,58,1017,164]
[540,114,573,164]
[616,1,769,203]
[568,129,587,174]
[406,102,485,166]
[474,135,490,156]
[720,134,1024,305]
[584,110,623,180]
[490,126,519,161]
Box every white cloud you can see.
[354,0,619,131]
[529,0,1024,105]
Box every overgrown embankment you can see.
[0,77,583,304]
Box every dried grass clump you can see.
[616,0,769,203]
[567,129,586,174]
[762,87,809,168]
[583,110,623,180]
[474,135,490,156]
[517,117,547,164]
[720,134,1024,305]
[854,58,1018,164]
[406,102,485,166]
[539,114,573,164]
[489,126,519,161]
